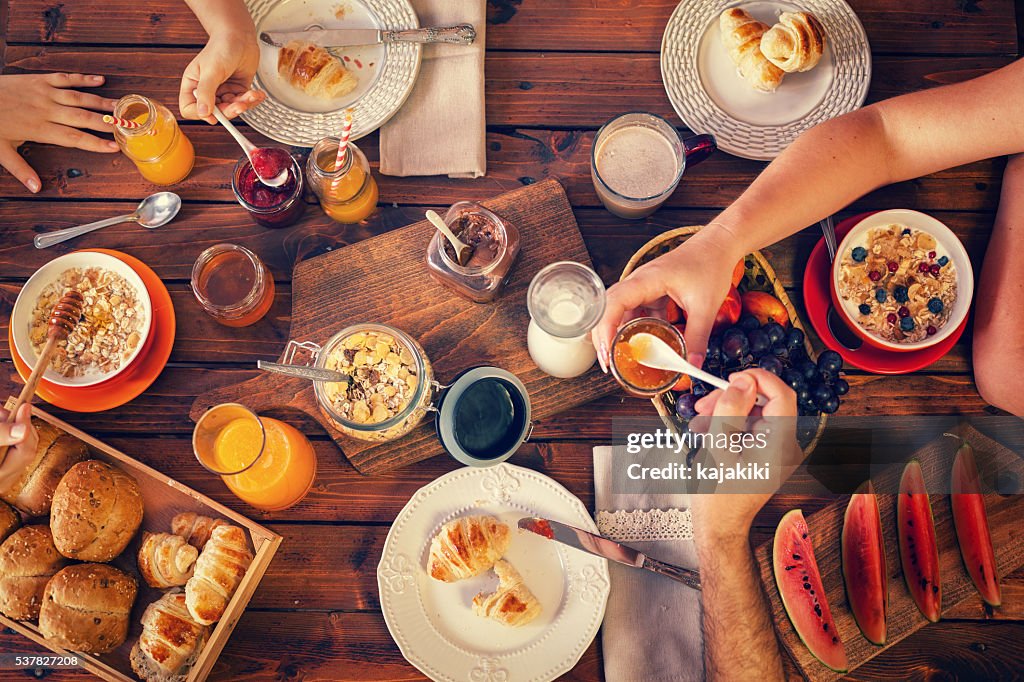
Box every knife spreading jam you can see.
[519,517,555,539]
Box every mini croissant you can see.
[761,11,826,73]
[171,512,228,551]
[719,8,784,93]
[139,533,199,589]
[185,525,253,626]
[427,515,510,583]
[278,40,358,100]
[473,560,542,627]
[131,590,209,682]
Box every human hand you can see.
[179,31,265,123]
[592,227,743,374]
[0,73,119,193]
[688,369,802,543]
[0,404,39,494]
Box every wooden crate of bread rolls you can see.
[0,401,282,682]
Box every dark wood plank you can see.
[4,0,1017,55]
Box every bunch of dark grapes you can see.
[674,314,848,420]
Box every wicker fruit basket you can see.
[621,225,827,452]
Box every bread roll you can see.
[761,11,826,73]
[0,419,87,517]
[39,563,137,654]
[50,460,144,562]
[171,512,228,551]
[0,525,67,620]
[131,590,209,682]
[0,500,20,543]
[473,559,542,627]
[427,515,510,582]
[719,8,785,92]
[277,40,358,100]
[139,532,199,589]
[185,525,253,625]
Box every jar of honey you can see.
[610,317,686,397]
[305,137,379,223]
[190,244,275,327]
[112,94,195,186]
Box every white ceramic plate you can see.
[378,463,609,682]
[662,0,871,159]
[11,252,153,388]
[243,0,421,145]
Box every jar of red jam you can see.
[231,149,305,229]
[610,317,686,397]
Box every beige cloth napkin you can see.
[379,0,486,178]
[593,446,705,682]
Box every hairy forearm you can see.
[697,531,786,681]
[185,0,255,39]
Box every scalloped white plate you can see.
[378,463,609,682]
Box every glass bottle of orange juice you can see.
[305,137,379,223]
[112,94,195,186]
[193,403,317,511]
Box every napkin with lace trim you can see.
[593,446,704,682]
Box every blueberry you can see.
[901,228,911,236]
[928,297,943,314]
[786,327,805,349]
[858,303,871,315]
[893,285,909,303]
[938,255,949,267]
[851,246,868,262]
[900,316,915,331]
[875,288,887,303]
[835,378,850,396]
[818,350,843,374]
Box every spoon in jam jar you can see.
[204,92,290,188]
[426,210,474,266]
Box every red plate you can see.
[803,213,967,374]
[9,249,175,412]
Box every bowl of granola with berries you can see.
[831,209,973,352]
[12,252,153,387]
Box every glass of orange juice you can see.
[193,403,317,511]
[305,137,379,223]
[112,94,195,186]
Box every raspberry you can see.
[926,325,937,336]
[868,270,882,282]
[918,262,930,273]
[928,250,936,259]
[929,263,941,276]
[887,313,898,325]
[898,306,910,318]
[887,261,898,273]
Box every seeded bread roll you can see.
[50,460,144,562]
[0,500,20,543]
[1,420,88,517]
[0,525,68,620]
[39,563,138,653]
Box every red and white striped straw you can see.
[333,109,354,173]
[103,114,141,130]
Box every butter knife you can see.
[518,517,701,591]
[259,25,476,49]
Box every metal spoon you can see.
[205,93,289,188]
[819,217,863,350]
[425,210,473,265]
[629,332,768,407]
[258,360,351,385]
[34,192,182,249]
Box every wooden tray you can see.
[1,400,282,682]
[754,423,1024,681]
[191,178,617,475]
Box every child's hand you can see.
[0,404,39,494]
[0,73,119,193]
[179,32,265,124]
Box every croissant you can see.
[131,590,209,682]
[761,12,826,73]
[473,560,542,627]
[171,512,228,551]
[277,40,358,100]
[719,8,784,93]
[185,525,253,625]
[139,533,199,589]
[427,515,510,583]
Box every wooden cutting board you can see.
[755,423,1024,681]
[191,178,617,474]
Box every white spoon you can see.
[629,332,768,407]
[203,92,289,188]
[425,209,474,266]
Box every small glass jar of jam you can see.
[305,137,379,224]
[231,150,305,229]
[425,202,522,303]
[610,317,686,397]
[191,244,275,327]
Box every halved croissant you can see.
[761,11,826,73]
[427,515,510,583]
[719,8,784,93]
[131,590,209,682]
[171,512,227,551]
[184,525,253,626]
[473,560,542,627]
[139,532,199,589]
[277,40,358,100]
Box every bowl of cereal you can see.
[12,252,153,387]
[831,209,973,352]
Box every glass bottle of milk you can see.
[527,262,606,378]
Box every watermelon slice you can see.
[773,509,848,672]
[951,441,1001,606]
[842,481,888,645]
[897,460,941,622]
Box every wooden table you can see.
[1,1,1022,679]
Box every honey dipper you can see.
[0,290,84,466]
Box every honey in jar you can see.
[112,94,195,186]
[190,244,274,327]
[610,317,685,397]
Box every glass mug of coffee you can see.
[591,112,716,219]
